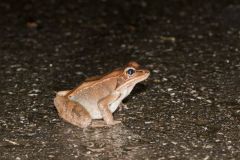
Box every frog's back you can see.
[67,72,118,105]
[67,70,121,99]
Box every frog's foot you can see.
[110,120,122,125]
[119,103,128,111]
[54,95,92,128]
[90,120,122,128]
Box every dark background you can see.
[0,0,240,159]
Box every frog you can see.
[54,61,150,128]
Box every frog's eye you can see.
[126,68,135,76]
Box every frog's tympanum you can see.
[54,61,150,128]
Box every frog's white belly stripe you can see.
[77,99,103,119]
[86,98,122,119]
[89,107,102,119]
[77,85,136,120]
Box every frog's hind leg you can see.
[54,95,92,128]
[56,90,71,96]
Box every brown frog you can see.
[54,61,150,128]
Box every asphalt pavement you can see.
[0,0,240,159]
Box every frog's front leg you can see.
[118,102,129,111]
[98,92,122,125]
[54,95,92,128]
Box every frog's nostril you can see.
[142,70,150,74]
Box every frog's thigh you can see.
[57,90,71,96]
[98,93,120,125]
[54,95,92,128]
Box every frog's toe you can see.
[90,120,108,128]
[90,120,122,128]
[111,120,122,125]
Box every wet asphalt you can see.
[0,0,240,159]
